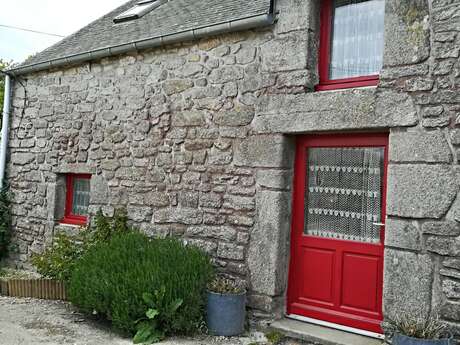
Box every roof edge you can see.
[8,12,275,76]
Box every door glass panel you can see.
[304,147,384,243]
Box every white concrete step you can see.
[270,318,384,345]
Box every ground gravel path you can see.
[0,296,275,345]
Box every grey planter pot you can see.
[393,334,455,345]
[206,291,246,336]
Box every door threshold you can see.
[287,314,384,339]
[271,317,384,345]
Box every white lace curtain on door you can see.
[329,0,385,79]
[304,147,384,243]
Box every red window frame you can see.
[61,174,91,226]
[316,0,381,91]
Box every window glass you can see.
[304,147,384,243]
[72,178,90,216]
[329,0,385,80]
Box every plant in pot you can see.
[207,276,246,336]
[386,310,454,345]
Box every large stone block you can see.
[256,169,293,190]
[384,218,421,250]
[387,164,458,218]
[383,0,430,66]
[248,191,291,296]
[383,250,433,320]
[234,135,294,168]
[89,175,109,204]
[213,105,255,127]
[426,236,460,256]
[254,88,417,134]
[389,129,452,163]
[260,34,308,72]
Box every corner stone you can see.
[248,191,291,296]
[387,164,458,218]
[234,135,294,168]
[383,250,433,320]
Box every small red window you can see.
[61,174,91,226]
[317,0,385,91]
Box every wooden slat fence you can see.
[0,279,67,300]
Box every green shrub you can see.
[68,232,214,338]
[0,187,12,261]
[32,209,130,281]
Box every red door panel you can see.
[300,247,335,305]
[287,133,388,335]
[341,253,380,312]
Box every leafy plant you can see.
[69,232,214,337]
[386,310,448,340]
[31,232,85,281]
[31,209,130,281]
[208,276,246,294]
[0,187,11,261]
[133,288,183,344]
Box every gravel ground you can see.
[0,296,273,345]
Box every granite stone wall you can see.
[5,0,460,332]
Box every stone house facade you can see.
[4,0,460,341]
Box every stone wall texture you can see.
[5,0,460,335]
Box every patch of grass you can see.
[266,330,284,345]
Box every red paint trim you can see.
[316,0,381,91]
[61,174,91,226]
[287,133,389,335]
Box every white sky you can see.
[0,0,128,63]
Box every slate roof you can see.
[20,0,273,68]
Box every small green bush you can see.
[32,209,130,281]
[68,232,214,338]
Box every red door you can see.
[287,133,388,335]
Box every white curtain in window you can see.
[304,147,384,243]
[330,0,385,79]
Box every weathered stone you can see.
[383,0,430,66]
[389,129,452,163]
[213,105,255,126]
[89,175,109,204]
[162,79,193,95]
[383,250,433,320]
[256,169,292,190]
[422,221,460,236]
[171,111,207,127]
[217,242,244,260]
[199,193,223,208]
[178,191,199,208]
[443,279,460,299]
[208,66,244,84]
[144,192,170,207]
[154,208,203,225]
[444,259,460,270]
[260,35,308,72]
[387,164,458,218]
[385,218,421,250]
[441,301,460,322]
[11,153,35,165]
[255,88,417,134]
[127,206,152,222]
[223,195,255,211]
[249,191,291,296]
[234,135,294,168]
[426,236,460,256]
[186,226,237,241]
